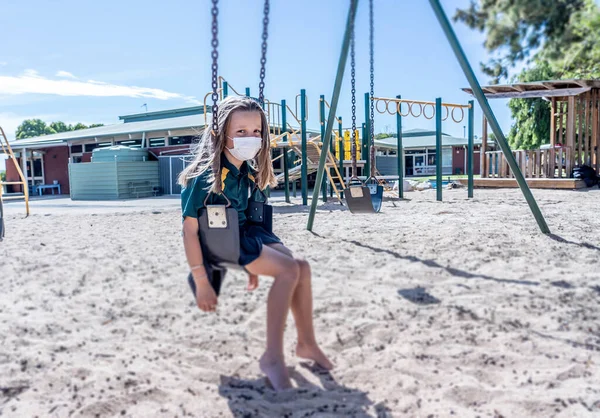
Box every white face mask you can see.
[226,136,262,161]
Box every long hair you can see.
[178,95,276,193]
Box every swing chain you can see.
[369,0,376,177]
[350,0,357,179]
[258,0,270,105]
[210,0,219,137]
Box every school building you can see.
[2,106,482,199]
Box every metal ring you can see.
[451,106,465,123]
[441,105,450,121]
[375,98,387,114]
[385,100,396,116]
[409,102,423,118]
[399,102,410,117]
[423,103,435,120]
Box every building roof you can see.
[119,106,209,123]
[462,79,600,100]
[5,113,210,149]
[375,129,481,149]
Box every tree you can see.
[454,0,590,83]
[73,123,88,131]
[16,119,56,139]
[49,121,71,133]
[507,61,557,149]
[15,120,105,139]
[375,132,394,140]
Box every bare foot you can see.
[259,353,293,391]
[296,343,334,370]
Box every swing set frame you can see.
[306,0,550,234]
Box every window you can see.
[405,149,426,155]
[118,139,142,148]
[170,136,195,145]
[427,153,436,166]
[32,158,43,177]
[442,148,452,167]
[71,145,83,153]
[149,138,166,147]
[72,155,83,163]
[85,143,99,153]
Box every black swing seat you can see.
[344,181,384,214]
[187,198,273,298]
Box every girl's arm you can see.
[182,216,218,310]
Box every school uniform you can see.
[181,153,280,266]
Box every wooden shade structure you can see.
[463,79,600,179]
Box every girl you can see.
[179,96,332,391]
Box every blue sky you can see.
[1,0,526,170]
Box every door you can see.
[405,155,414,176]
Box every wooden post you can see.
[550,98,556,148]
[584,91,590,166]
[596,89,600,173]
[577,95,583,167]
[566,96,575,177]
[592,89,599,172]
[481,115,488,178]
[557,101,564,148]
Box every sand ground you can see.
[1,187,599,417]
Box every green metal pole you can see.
[301,89,308,205]
[436,98,442,202]
[467,100,474,198]
[223,81,229,98]
[282,99,290,203]
[428,0,550,234]
[319,95,327,202]
[245,87,251,97]
[307,0,358,231]
[339,117,344,199]
[396,95,404,199]
[361,123,367,178]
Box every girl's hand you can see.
[194,275,218,312]
[247,273,259,291]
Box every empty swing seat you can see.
[344,182,384,214]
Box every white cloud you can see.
[0,70,200,105]
[23,69,41,77]
[56,70,77,79]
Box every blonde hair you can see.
[178,95,276,193]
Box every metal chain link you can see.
[369,0,375,177]
[210,0,219,137]
[350,0,357,179]
[258,0,270,105]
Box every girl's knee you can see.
[296,259,311,278]
[277,258,301,282]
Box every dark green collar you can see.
[221,153,250,178]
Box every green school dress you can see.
[181,154,281,266]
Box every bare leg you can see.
[267,244,333,370]
[245,245,300,390]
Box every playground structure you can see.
[463,79,600,189]
[200,76,476,208]
[371,95,474,200]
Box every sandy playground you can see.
[1,187,599,417]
